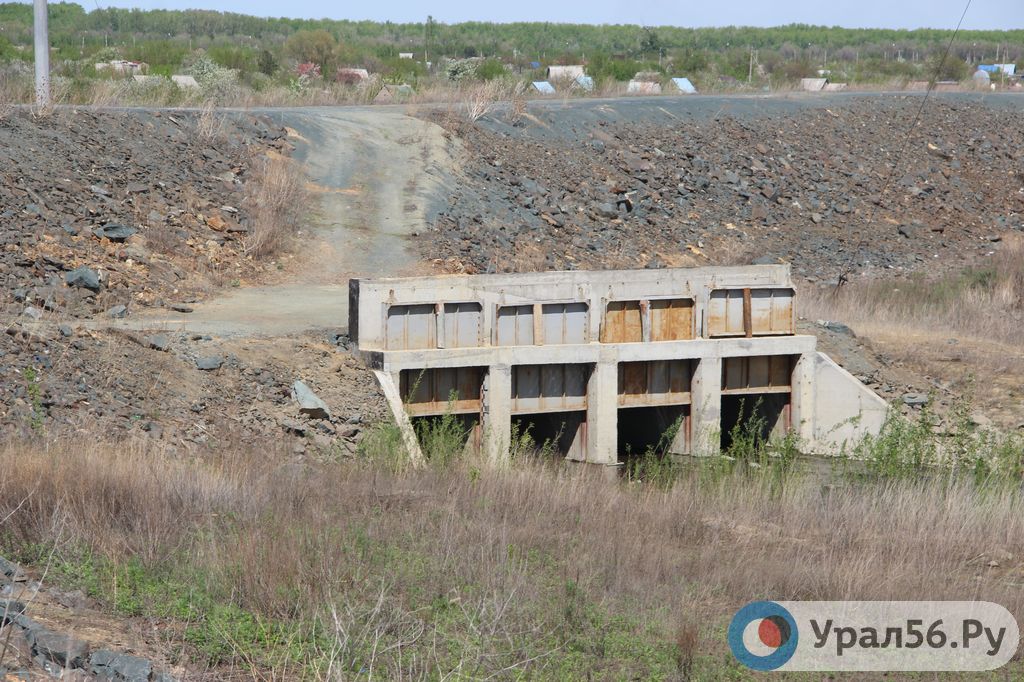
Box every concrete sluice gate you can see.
[349,266,887,464]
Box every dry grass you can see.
[242,153,308,259]
[195,101,228,144]
[1,436,1024,678]
[801,234,1024,347]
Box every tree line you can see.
[0,3,1019,85]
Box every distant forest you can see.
[0,3,1021,85]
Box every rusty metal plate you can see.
[750,288,794,336]
[400,366,484,415]
[710,288,793,337]
[601,301,642,343]
[722,355,793,394]
[511,364,589,414]
[618,360,692,407]
[707,289,746,337]
[650,298,694,341]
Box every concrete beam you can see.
[372,335,818,372]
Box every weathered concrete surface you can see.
[351,265,887,463]
[812,352,890,454]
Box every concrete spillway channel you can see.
[349,265,887,465]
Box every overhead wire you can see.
[835,0,974,290]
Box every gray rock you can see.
[752,255,777,265]
[169,304,193,313]
[29,628,89,668]
[65,267,101,291]
[898,225,914,238]
[0,556,23,579]
[0,599,27,626]
[292,380,331,420]
[107,305,128,319]
[902,393,929,407]
[594,202,618,219]
[148,334,170,352]
[58,324,74,338]
[823,321,855,337]
[93,224,138,242]
[195,356,223,371]
[810,212,823,224]
[89,650,152,682]
[22,306,42,320]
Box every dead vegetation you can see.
[801,234,1024,346]
[2,437,1024,678]
[242,152,308,259]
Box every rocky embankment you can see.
[426,97,1024,279]
[2,556,176,681]
[1,109,385,446]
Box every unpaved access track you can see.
[113,107,459,337]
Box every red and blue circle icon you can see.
[728,601,799,671]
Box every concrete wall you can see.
[349,266,887,464]
[811,352,890,455]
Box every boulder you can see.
[93,224,138,242]
[29,628,90,668]
[148,334,170,352]
[90,650,153,682]
[65,267,101,292]
[195,356,223,371]
[902,393,929,407]
[292,380,331,420]
[0,599,27,626]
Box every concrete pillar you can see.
[483,364,512,465]
[790,352,816,448]
[583,360,618,464]
[371,370,424,465]
[690,356,722,456]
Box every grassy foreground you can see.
[2,430,1024,680]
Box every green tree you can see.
[928,51,969,82]
[257,49,278,76]
[284,29,336,73]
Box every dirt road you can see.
[113,107,459,337]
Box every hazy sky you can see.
[90,0,1023,30]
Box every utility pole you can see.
[748,46,754,83]
[34,0,50,108]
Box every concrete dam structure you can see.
[349,265,888,464]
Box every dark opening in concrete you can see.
[720,394,790,451]
[511,411,586,458]
[617,405,688,458]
